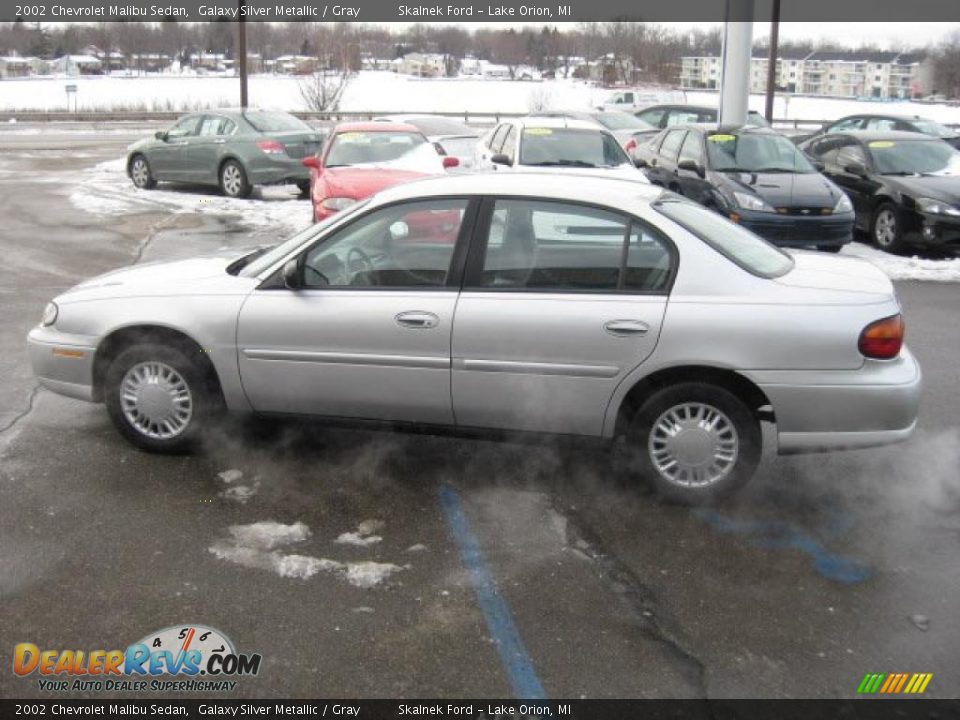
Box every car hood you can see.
[517,163,649,182]
[58,248,260,302]
[717,170,842,207]
[776,250,893,297]
[321,167,428,199]
[883,173,960,204]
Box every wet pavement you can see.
[1,127,958,700]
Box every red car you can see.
[302,122,458,223]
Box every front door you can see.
[237,197,475,425]
[150,115,201,180]
[452,198,673,436]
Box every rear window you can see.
[244,111,312,133]
[655,199,794,278]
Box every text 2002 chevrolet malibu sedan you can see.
[28,174,921,504]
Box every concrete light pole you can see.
[718,0,754,127]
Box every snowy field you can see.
[3,71,960,125]
[71,157,960,283]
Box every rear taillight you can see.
[625,138,637,153]
[256,140,286,155]
[858,314,904,360]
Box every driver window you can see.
[303,199,468,289]
[167,116,200,139]
[835,143,867,169]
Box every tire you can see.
[104,343,214,454]
[219,159,251,198]
[817,244,843,253]
[296,180,311,198]
[871,202,905,254]
[129,154,156,190]
[627,382,761,505]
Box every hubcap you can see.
[120,361,193,440]
[648,402,739,488]
[222,165,243,196]
[132,159,148,187]
[875,209,897,247]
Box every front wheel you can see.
[104,343,213,453]
[627,382,761,505]
[219,159,251,198]
[872,203,905,254]
[296,180,311,198]
[130,154,156,190]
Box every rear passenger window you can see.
[659,130,686,160]
[475,199,672,293]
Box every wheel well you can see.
[126,153,144,176]
[614,365,773,437]
[92,326,223,403]
[218,156,243,178]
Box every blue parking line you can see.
[439,485,547,700]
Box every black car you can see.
[635,125,854,251]
[794,114,960,150]
[799,130,960,253]
[635,104,770,130]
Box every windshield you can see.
[706,132,816,173]
[519,128,631,167]
[239,200,372,278]
[406,117,475,136]
[867,139,960,176]
[911,119,959,139]
[655,199,794,278]
[326,131,427,167]
[596,112,651,131]
[244,111,313,133]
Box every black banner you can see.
[2,699,960,720]
[1,0,960,22]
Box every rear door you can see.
[181,115,235,183]
[451,198,674,436]
[648,129,686,185]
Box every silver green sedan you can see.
[125,109,324,198]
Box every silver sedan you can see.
[27,173,921,504]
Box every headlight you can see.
[320,197,358,212]
[41,302,58,327]
[833,193,854,214]
[915,197,960,217]
[732,191,775,213]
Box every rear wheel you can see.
[104,343,214,453]
[872,203,905,254]
[296,180,311,198]
[129,154,156,190]
[219,159,251,198]
[627,382,761,505]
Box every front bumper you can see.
[736,210,854,248]
[27,326,97,402]
[907,211,960,247]
[744,347,922,454]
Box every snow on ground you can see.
[209,520,404,587]
[70,158,311,237]
[3,72,960,126]
[335,519,384,547]
[841,243,960,282]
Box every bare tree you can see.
[933,30,960,98]
[298,69,350,113]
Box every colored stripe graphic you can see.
[858,672,932,694]
[439,485,547,700]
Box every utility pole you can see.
[718,0,754,127]
[238,0,248,108]
[764,0,781,123]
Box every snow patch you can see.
[406,543,428,553]
[344,562,404,589]
[219,484,259,504]
[841,243,960,283]
[227,521,311,551]
[217,469,243,484]
[335,519,385,546]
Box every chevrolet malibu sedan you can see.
[126,109,323,198]
[28,174,921,504]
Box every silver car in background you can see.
[28,174,921,504]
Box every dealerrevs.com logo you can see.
[13,624,262,692]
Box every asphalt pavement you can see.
[1,127,958,700]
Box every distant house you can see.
[0,56,31,79]
[360,55,393,71]
[128,53,171,73]
[397,53,446,78]
[50,55,102,75]
[481,63,511,79]
[84,46,125,72]
[190,53,228,72]
[266,55,318,75]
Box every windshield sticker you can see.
[708,134,736,143]
[524,128,553,135]
[338,132,367,141]
[869,140,895,148]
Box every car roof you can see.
[370,171,665,208]
[834,113,926,121]
[333,121,420,133]
[828,130,940,141]
[518,116,607,131]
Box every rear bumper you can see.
[744,348,922,455]
[27,327,97,402]
[739,211,854,248]
[246,155,310,185]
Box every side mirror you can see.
[155,131,168,141]
[442,156,459,169]
[301,156,321,170]
[677,159,705,178]
[844,162,867,177]
[389,221,409,241]
[490,153,512,167]
[282,259,302,289]
[634,158,648,168]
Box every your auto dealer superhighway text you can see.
[42,704,335,715]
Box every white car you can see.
[474,116,649,182]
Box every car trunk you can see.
[266,130,323,159]
[776,251,894,298]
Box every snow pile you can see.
[215,468,259,504]
[335,519,384,547]
[841,243,960,283]
[209,520,403,587]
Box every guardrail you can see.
[0,110,957,132]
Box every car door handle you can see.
[604,319,650,337]
[396,311,439,329]
[213,139,226,144]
